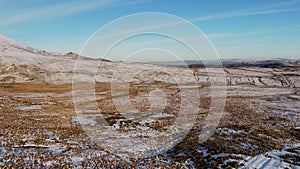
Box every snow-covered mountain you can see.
[0,34,208,85]
[0,34,79,83]
[1,34,299,88]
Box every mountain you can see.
[0,34,196,85]
[148,58,300,68]
[0,34,77,83]
[0,34,299,86]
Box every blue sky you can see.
[0,0,300,60]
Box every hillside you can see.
[0,34,299,168]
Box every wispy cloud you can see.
[191,8,300,22]
[191,1,300,22]
[207,31,266,39]
[1,0,299,30]
[0,0,149,27]
[93,1,300,41]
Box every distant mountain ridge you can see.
[147,58,300,68]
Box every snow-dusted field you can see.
[0,34,299,168]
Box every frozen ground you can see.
[0,34,299,168]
